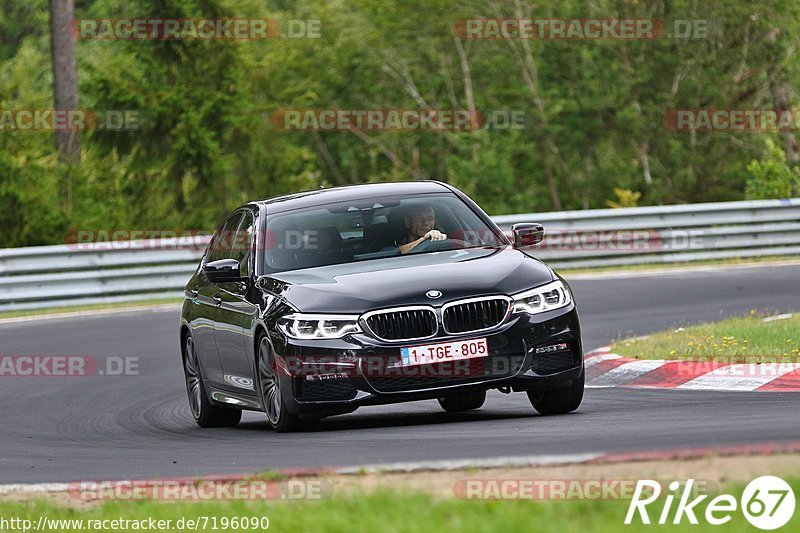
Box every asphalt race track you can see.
[2,264,799,484]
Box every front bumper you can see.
[273,304,583,416]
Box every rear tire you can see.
[182,333,242,427]
[437,389,486,412]
[527,371,584,415]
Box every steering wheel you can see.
[411,238,468,253]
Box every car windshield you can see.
[261,192,505,272]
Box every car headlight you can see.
[512,280,572,314]
[277,314,362,339]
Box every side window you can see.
[206,213,242,263]
[204,224,225,264]
[230,211,254,277]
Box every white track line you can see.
[334,453,605,474]
[0,483,69,495]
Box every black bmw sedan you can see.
[180,181,583,431]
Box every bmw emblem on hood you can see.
[426,290,442,299]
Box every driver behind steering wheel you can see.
[396,204,447,254]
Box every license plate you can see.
[399,338,488,367]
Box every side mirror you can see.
[511,223,545,248]
[202,258,244,283]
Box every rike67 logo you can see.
[626,476,795,530]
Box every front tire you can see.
[182,333,242,427]
[257,335,305,432]
[437,389,486,412]
[527,371,584,415]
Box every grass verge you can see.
[558,255,800,276]
[612,312,800,362]
[0,298,182,320]
[1,478,798,532]
[4,455,800,531]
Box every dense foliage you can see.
[1,0,800,247]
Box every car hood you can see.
[259,246,555,313]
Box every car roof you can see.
[250,181,452,213]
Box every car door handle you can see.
[213,295,222,306]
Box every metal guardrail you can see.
[1,198,798,312]
[493,198,800,268]
[0,236,211,312]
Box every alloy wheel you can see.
[258,337,282,425]
[183,336,202,419]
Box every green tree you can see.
[746,138,800,199]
